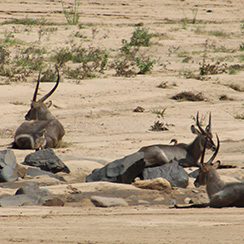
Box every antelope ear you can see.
[191,125,200,135]
[31,101,38,108]
[212,160,220,169]
[45,100,52,108]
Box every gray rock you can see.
[142,160,189,188]
[90,196,128,207]
[0,194,40,207]
[26,167,66,182]
[15,181,49,196]
[23,148,70,174]
[0,182,64,207]
[0,150,19,182]
[86,152,145,184]
[188,168,199,178]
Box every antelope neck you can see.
[205,168,224,198]
[186,136,203,163]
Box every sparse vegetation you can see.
[228,64,244,75]
[239,43,244,51]
[199,40,228,76]
[1,17,48,26]
[61,0,80,25]
[191,7,199,24]
[130,27,153,47]
[150,108,169,131]
[40,68,57,82]
[135,56,154,74]
[112,27,155,76]
[171,91,205,102]
[219,95,234,101]
[226,83,244,92]
[234,113,244,120]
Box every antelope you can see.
[139,112,216,167]
[13,71,65,149]
[193,135,244,208]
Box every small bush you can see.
[171,91,205,102]
[130,27,153,47]
[40,68,57,82]
[14,53,44,71]
[53,48,73,67]
[240,43,244,51]
[136,57,154,74]
[61,0,80,25]
[112,29,154,77]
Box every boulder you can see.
[0,182,64,207]
[26,167,66,182]
[133,178,171,192]
[142,160,189,188]
[23,148,70,174]
[90,196,128,207]
[0,149,25,182]
[86,152,145,184]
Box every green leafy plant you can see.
[130,27,153,47]
[112,39,138,77]
[112,29,154,77]
[14,52,44,71]
[199,40,227,76]
[57,46,108,80]
[61,0,80,25]
[135,57,154,74]
[52,47,73,67]
[239,43,244,51]
[1,17,47,26]
[192,7,198,24]
[40,68,58,82]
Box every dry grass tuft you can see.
[171,91,205,102]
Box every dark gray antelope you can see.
[13,71,65,149]
[193,135,244,208]
[139,112,216,167]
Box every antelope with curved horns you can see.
[13,70,65,149]
[138,112,216,167]
[193,135,244,208]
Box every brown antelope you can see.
[139,112,216,167]
[13,71,65,149]
[193,135,244,208]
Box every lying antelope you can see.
[139,112,216,167]
[13,71,65,149]
[194,135,244,208]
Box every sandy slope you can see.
[0,0,244,243]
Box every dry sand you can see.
[0,0,244,243]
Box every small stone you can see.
[133,178,171,192]
[138,199,150,204]
[0,150,19,182]
[168,199,176,205]
[90,196,128,207]
[153,197,165,202]
[184,197,193,204]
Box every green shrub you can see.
[136,57,154,74]
[130,27,153,47]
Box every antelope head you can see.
[25,70,60,121]
[194,135,220,187]
[191,112,216,152]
